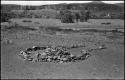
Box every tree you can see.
[74,12,80,22]
[59,10,74,23]
[1,11,13,22]
[79,10,85,22]
[84,8,90,22]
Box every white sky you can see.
[1,1,124,5]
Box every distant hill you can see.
[1,4,21,11]
[115,3,124,7]
[1,1,124,19]
[1,1,124,12]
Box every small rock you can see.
[70,54,75,57]
[26,48,34,51]
[62,58,68,61]
[4,39,13,44]
[99,44,106,49]
[81,49,88,54]
[59,61,64,64]
[47,58,51,62]
[41,52,47,56]
[19,45,91,63]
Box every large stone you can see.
[19,45,91,63]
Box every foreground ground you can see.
[1,19,124,79]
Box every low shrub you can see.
[22,19,32,22]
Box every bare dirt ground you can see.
[1,19,124,79]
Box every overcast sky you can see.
[1,1,124,5]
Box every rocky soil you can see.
[1,19,124,79]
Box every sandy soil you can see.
[1,19,124,79]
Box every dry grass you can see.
[1,18,124,79]
[8,18,124,29]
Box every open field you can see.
[1,18,124,79]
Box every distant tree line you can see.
[1,9,124,23]
[59,8,91,23]
[1,3,124,23]
[1,11,14,22]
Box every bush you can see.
[1,12,12,22]
[59,10,74,23]
[22,19,32,22]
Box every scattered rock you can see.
[101,22,111,25]
[81,49,88,54]
[18,45,91,63]
[4,38,13,44]
[98,44,106,49]
[22,19,32,22]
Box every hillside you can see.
[1,1,124,20]
[115,3,124,7]
[1,1,124,12]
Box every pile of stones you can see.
[18,46,91,63]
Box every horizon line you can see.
[1,1,124,6]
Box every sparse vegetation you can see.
[1,2,124,22]
[22,19,32,22]
[1,1,124,79]
[1,11,13,22]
